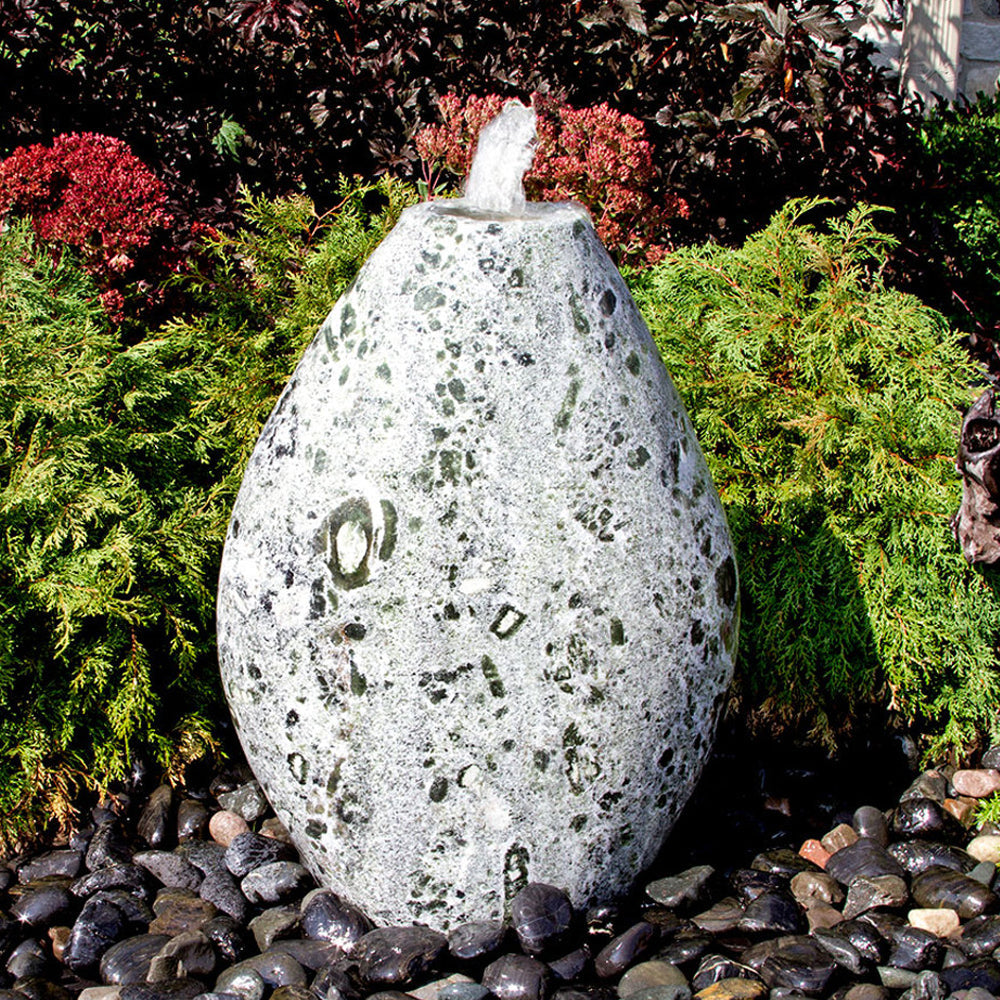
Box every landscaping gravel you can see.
[3,728,1000,1000]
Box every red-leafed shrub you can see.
[0,133,172,318]
[416,93,688,265]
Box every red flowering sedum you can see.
[416,94,688,265]
[0,133,172,317]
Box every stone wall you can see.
[849,0,1000,103]
[960,0,1000,97]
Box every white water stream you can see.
[463,100,537,216]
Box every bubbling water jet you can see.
[463,100,538,216]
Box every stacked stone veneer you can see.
[960,0,1000,97]
[853,0,1000,102]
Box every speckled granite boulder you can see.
[216,199,739,929]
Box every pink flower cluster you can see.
[0,133,172,317]
[416,94,689,264]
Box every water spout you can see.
[463,100,537,216]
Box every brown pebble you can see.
[618,960,689,997]
[149,888,218,936]
[790,871,844,907]
[260,817,294,843]
[78,988,122,1000]
[806,900,845,931]
[694,978,767,1000]
[49,925,71,962]
[843,985,888,1000]
[798,839,831,869]
[821,822,859,854]
[763,795,791,816]
[209,809,250,846]
[944,797,978,826]
[952,769,1000,798]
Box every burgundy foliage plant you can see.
[417,93,688,264]
[0,132,173,319]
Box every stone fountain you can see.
[216,101,739,930]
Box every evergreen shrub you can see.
[0,220,221,847]
[631,198,1000,755]
[0,178,415,847]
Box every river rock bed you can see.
[4,733,1000,1000]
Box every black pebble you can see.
[751,849,821,877]
[911,866,999,920]
[511,884,574,956]
[888,926,945,972]
[100,933,172,985]
[825,839,906,885]
[738,890,805,934]
[133,851,202,891]
[940,957,1000,994]
[225,832,295,878]
[954,914,1000,957]
[888,840,975,875]
[692,954,761,991]
[353,926,448,985]
[17,851,83,884]
[202,914,254,965]
[5,940,48,980]
[548,946,591,981]
[448,920,507,962]
[812,927,870,976]
[12,978,72,1000]
[656,926,712,965]
[891,799,964,841]
[11,885,76,927]
[300,891,371,951]
[176,800,210,842]
[729,868,789,905]
[593,921,656,978]
[137,786,174,849]
[86,821,133,872]
[853,806,889,846]
[64,895,130,974]
[72,863,150,899]
[482,953,552,1000]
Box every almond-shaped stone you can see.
[216,200,739,928]
[911,866,999,919]
[907,908,960,937]
[968,835,1000,864]
[887,839,975,875]
[952,769,1000,798]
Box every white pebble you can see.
[908,907,961,936]
[968,834,1000,863]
